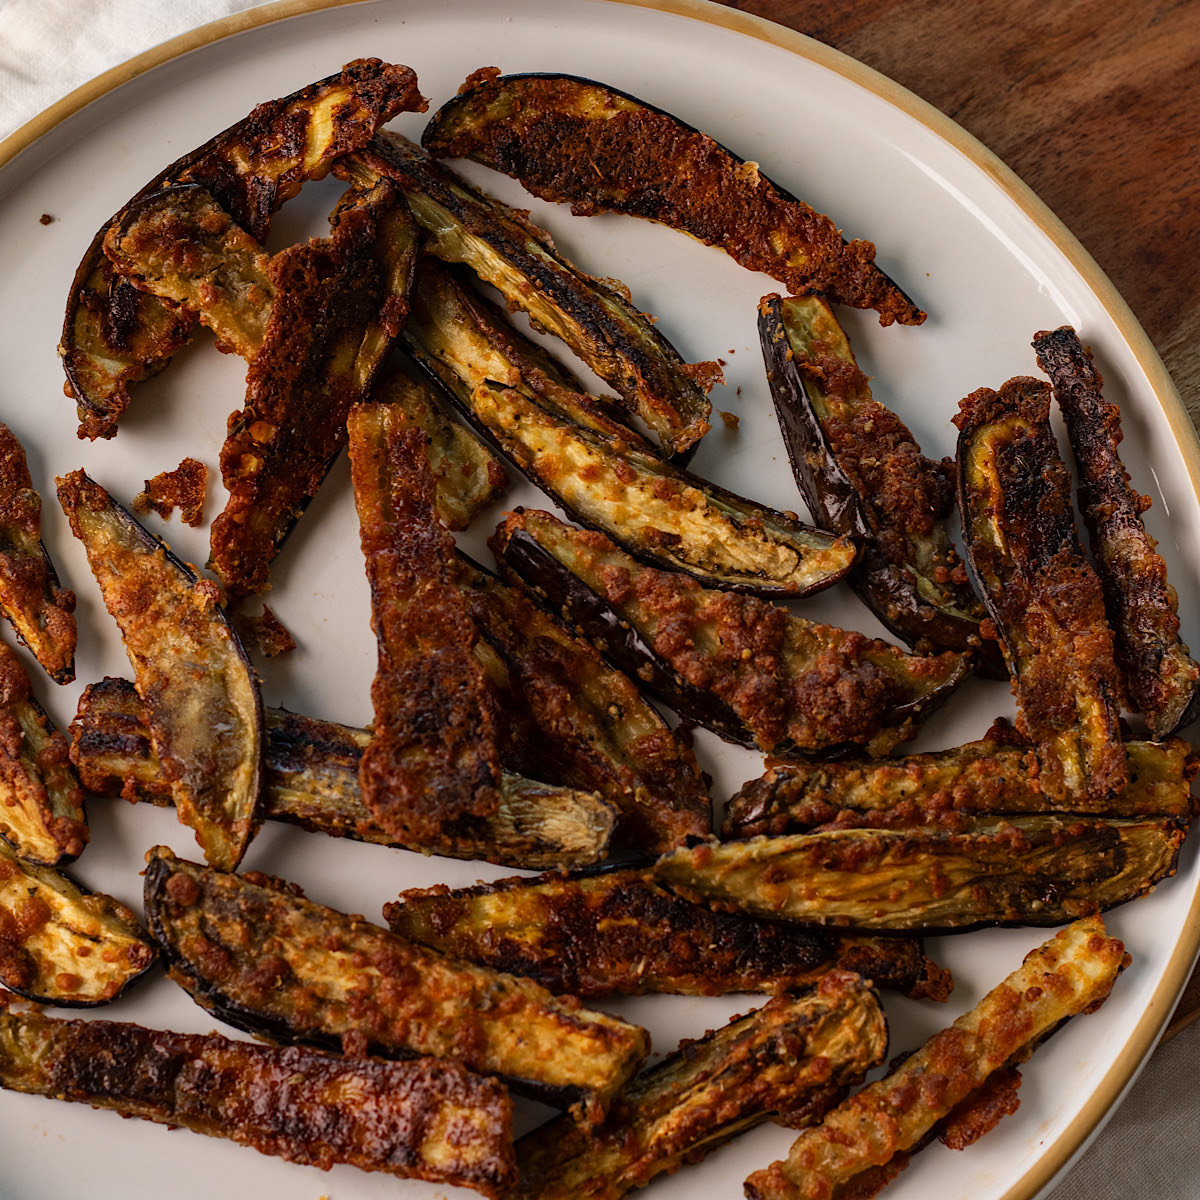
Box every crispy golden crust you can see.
[132,456,207,527]
[0,996,516,1196]
[423,71,924,327]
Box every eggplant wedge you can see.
[406,261,857,597]
[723,734,1199,838]
[759,294,1000,670]
[0,425,76,683]
[56,471,264,871]
[0,996,516,1197]
[492,509,969,758]
[423,70,925,328]
[745,916,1126,1200]
[70,677,616,870]
[0,840,155,1004]
[1033,326,1200,738]
[656,817,1184,934]
[515,974,888,1200]
[341,131,718,455]
[955,377,1128,804]
[384,865,951,1001]
[61,59,426,440]
[144,847,650,1120]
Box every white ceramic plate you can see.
[1,2,1198,1199]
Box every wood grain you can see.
[718,0,1200,1038]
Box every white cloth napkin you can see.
[1,2,1197,1198]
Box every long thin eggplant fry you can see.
[384,865,951,1001]
[955,377,1128,804]
[0,996,516,1197]
[56,471,263,871]
[744,916,1127,1200]
[341,131,718,455]
[1033,325,1200,738]
[62,59,425,440]
[656,817,1184,933]
[493,509,969,758]
[516,974,888,1200]
[423,70,925,327]
[144,847,650,1120]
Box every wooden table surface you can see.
[718,0,1200,1038]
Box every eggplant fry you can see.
[423,70,925,328]
[0,996,516,1197]
[70,677,616,871]
[384,865,951,1001]
[406,262,857,597]
[492,509,969,758]
[656,817,1184,933]
[0,424,76,683]
[144,847,650,1120]
[0,839,155,1004]
[743,916,1128,1200]
[56,471,263,872]
[723,734,1199,838]
[515,973,888,1200]
[341,131,718,455]
[1033,325,1200,738]
[955,377,1128,804]
[759,294,999,668]
[61,59,425,440]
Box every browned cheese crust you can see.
[132,456,207,527]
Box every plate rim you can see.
[2,2,1199,1198]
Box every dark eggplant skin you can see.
[758,293,1003,676]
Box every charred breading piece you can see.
[955,378,1128,804]
[383,866,951,1001]
[655,817,1184,933]
[132,456,207,527]
[515,973,888,1200]
[340,131,719,455]
[56,471,263,872]
[234,603,297,658]
[492,509,970,758]
[144,847,651,1121]
[723,734,1199,838]
[0,641,86,866]
[743,916,1127,1200]
[423,70,925,328]
[0,424,76,683]
[0,995,516,1197]
[61,59,426,440]
[406,262,857,597]
[348,404,502,849]
[759,295,1000,670]
[1033,326,1200,738]
[0,839,155,1004]
[70,677,617,870]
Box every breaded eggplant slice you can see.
[724,734,1199,838]
[759,295,999,668]
[384,865,950,1001]
[406,262,856,596]
[516,973,888,1200]
[744,916,1127,1200]
[955,378,1128,804]
[0,424,76,683]
[61,59,426,440]
[341,131,718,455]
[0,641,86,866]
[70,677,616,870]
[144,847,650,1120]
[492,510,969,758]
[56,471,263,871]
[0,840,155,1004]
[0,996,516,1197]
[424,70,925,328]
[1033,326,1200,738]
[655,816,1183,933]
